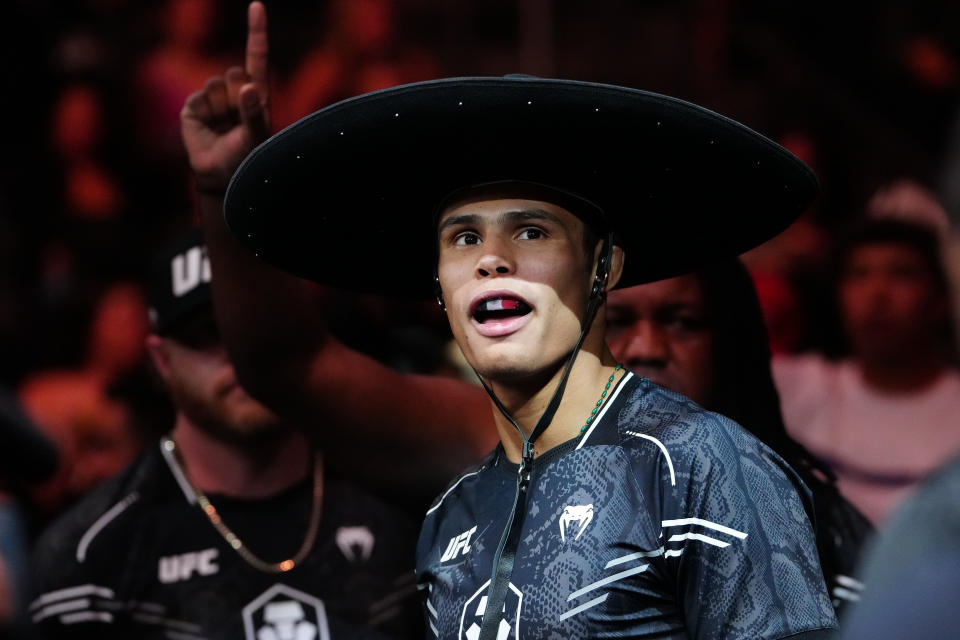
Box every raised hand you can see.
[181,1,271,193]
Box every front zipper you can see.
[477,442,534,640]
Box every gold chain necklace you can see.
[161,436,323,573]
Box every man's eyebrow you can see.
[437,213,481,235]
[658,301,704,313]
[437,208,564,236]
[501,208,563,226]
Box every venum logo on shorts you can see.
[559,504,594,543]
[242,584,330,640]
[158,548,219,583]
[459,580,522,640]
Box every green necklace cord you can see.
[580,363,624,435]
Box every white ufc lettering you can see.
[158,548,219,584]
[171,247,212,297]
[440,525,477,562]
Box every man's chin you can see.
[193,407,288,449]
[477,364,536,384]
[216,423,288,450]
[224,411,286,441]
[472,354,566,386]
[173,384,287,448]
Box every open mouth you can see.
[472,297,533,324]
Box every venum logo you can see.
[242,583,330,640]
[334,526,375,562]
[158,548,219,584]
[171,246,211,297]
[440,525,477,562]
[459,580,522,640]
[559,504,594,543]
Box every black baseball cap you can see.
[147,229,215,339]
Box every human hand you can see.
[180,1,271,193]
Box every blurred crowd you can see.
[3,0,960,636]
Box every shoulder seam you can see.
[624,430,676,486]
[76,492,140,563]
[425,470,482,516]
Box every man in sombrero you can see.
[183,3,838,637]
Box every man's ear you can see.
[589,237,624,299]
[606,244,625,291]
[145,334,173,385]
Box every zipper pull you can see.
[518,441,535,489]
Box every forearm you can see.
[198,191,496,466]
[198,190,328,402]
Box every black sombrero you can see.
[224,76,817,297]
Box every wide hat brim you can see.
[225,76,817,298]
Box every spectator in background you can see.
[606,259,872,612]
[19,282,148,519]
[135,0,226,159]
[774,215,960,525]
[274,0,438,128]
[866,178,953,235]
[868,178,960,345]
[51,83,125,223]
[29,232,422,638]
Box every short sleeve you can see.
[655,414,837,639]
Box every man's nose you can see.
[475,240,516,278]
[617,321,670,366]
[857,274,893,309]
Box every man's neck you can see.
[856,348,947,394]
[170,416,311,499]
[490,349,620,463]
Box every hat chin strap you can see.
[473,234,612,640]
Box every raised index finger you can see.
[245,1,269,100]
